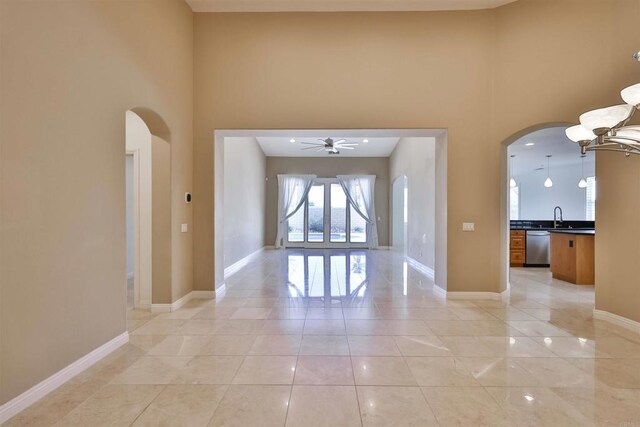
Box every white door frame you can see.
[392,175,408,254]
[126,149,141,308]
[213,129,448,292]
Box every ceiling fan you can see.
[299,137,359,154]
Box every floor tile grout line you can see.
[418,386,443,427]
[127,384,169,427]
[344,302,365,426]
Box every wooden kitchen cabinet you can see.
[550,232,595,285]
[510,230,526,267]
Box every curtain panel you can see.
[274,174,316,248]
[336,175,379,249]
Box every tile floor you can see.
[6,249,640,426]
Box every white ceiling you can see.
[256,136,401,157]
[186,0,517,13]
[507,126,595,175]
[218,129,442,157]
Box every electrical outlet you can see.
[181,223,188,233]
[462,222,475,232]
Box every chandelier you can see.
[565,53,640,156]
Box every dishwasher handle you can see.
[527,231,550,236]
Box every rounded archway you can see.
[499,122,596,294]
[125,109,172,309]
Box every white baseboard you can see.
[150,303,173,313]
[224,247,265,279]
[0,331,129,424]
[138,299,151,310]
[593,309,640,333]
[406,257,435,280]
[151,290,215,313]
[447,290,509,301]
[191,290,215,299]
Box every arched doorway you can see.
[125,109,171,309]
[500,122,596,293]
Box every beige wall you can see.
[264,157,390,246]
[2,0,640,408]
[493,0,640,322]
[0,0,193,404]
[194,10,495,291]
[389,137,436,268]
[195,2,640,318]
[223,137,266,267]
[596,154,640,323]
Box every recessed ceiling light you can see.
[363,138,369,143]
[524,394,535,402]
[290,138,295,143]
[525,142,535,146]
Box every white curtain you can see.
[274,174,316,248]
[337,175,378,249]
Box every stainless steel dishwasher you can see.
[526,230,550,266]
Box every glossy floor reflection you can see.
[7,249,640,426]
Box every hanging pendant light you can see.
[544,155,553,188]
[578,154,588,188]
[565,52,640,156]
[509,155,517,188]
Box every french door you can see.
[286,178,368,248]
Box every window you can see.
[307,184,325,242]
[330,183,347,242]
[586,177,596,220]
[286,178,369,247]
[509,186,519,220]
[287,184,305,242]
[350,206,367,243]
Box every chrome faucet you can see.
[553,206,563,228]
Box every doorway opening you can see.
[125,109,171,309]
[502,124,596,294]
[285,178,369,248]
[214,129,448,294]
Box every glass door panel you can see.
[286,179,368,247]
[330,184,347,242]
[287,207,305,243]
[307,184,325,242]
[350,206,367,243]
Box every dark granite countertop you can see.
[548,229,595,235]
[511,227,594,232]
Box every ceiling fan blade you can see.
[315,147,326,152]
[336,143,358,146]
[334,139,346,144]
[300,142,323,145]
[339,146,355,150]
[301,146,322,150]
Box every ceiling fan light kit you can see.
[297,137,360,155]
[565,52,640,156]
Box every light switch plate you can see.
[462,222,475,232]
[181,223,188,233]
